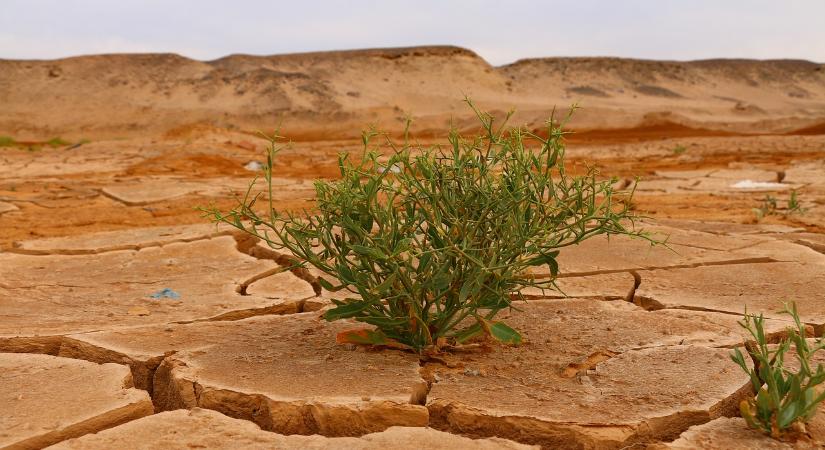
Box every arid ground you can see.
[1,46,825,449]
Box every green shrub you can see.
[204,101,651,352]
[731,303,825,438]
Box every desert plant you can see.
[787,190,807,215]
[204,101,651,352]
[731,303,825,439]
[671,144,687,155]
[753,194,778,220]
[46,137,70,147]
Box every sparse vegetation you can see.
[204,101,652,352]
[671,144,687,155]
[46,137,71,147]
[0,136,16,147]
[0,136,88,151]
[787,190,807,215]
[754,192,807,220]
[753,194,778,220]
[731,303,825,439]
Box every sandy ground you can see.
[1,47,825,449]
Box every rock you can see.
[0,353,152,449]
[60,313,429,436]
[49,408,536,449]
[11,223,231,255]
[0,236,316,340]
[424,300,755,448]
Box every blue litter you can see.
[148,288,180,299]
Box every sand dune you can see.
[1,45,824,140]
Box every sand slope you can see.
[2,46,824,140]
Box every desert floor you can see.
[2,48,825,449]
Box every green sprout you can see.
[731,303,825,439]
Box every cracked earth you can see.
[1,130,825,449]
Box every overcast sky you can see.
[1,1,823,65]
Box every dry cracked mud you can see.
[48,408,535,450]
[0,353,153,449]
[2,60,825,447]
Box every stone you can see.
[0,236,316,339]
[11,224,231,255]
[0,353,153,449]
[60,313,429,436]
[49,408,535,449]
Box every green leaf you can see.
[336,328,412,350]
[777,402,799,428]
[350,244,387,260]
[452,323,484,344]
[317,277,344,292]
[478,318,522,345]
[323,300,371,321]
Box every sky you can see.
[1,0,823,65]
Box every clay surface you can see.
[49,408,535,449]
[421,300,764,448]
[0,235,316,339]
[0,353,153,450]
[61,313,429,435]
[1,46,824,449]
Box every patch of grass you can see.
[754,192,807,220]
[731,303,825,439]
[46,137,71,147]
[204,100,655,353]
[753,195,778,220]
[787,190,807,215]
[0,136,16,147]
[671,144,687,155]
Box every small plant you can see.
[787,190,807,215]
[753,195,778,220]
[0,136,15,147]
[46,137,70,147]
[204,101,651,352]
[754,192,807,220]
[731,303,825,439]
[671,144,687,155]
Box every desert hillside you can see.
[2,45,824,140]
